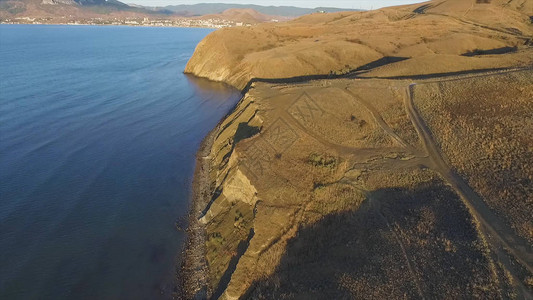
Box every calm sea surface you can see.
[0,25,240,299]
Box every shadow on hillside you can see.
[362,67,523,80]
[462,46,517,56]
[241,56,409,94]
[243,181,498,299]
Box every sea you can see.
[0,24,241,299]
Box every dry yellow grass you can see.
[412,70,533,243]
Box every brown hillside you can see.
[185,69,533,299]
[185,0,533,89]
[0,0,156,19]
[198,8,288,24]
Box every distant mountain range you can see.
[0,0,168,17]
[148,3,362,17]
[67,0,127,6]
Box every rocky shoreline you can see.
[177,127,218,300]
[177,90,247,299]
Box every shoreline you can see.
[177,86,244,298]
[177,127,218,299]
[178,77,246,298]
[0,23,222,29]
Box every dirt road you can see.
[405,81,533,297]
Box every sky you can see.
[128,0,427,9]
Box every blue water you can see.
[0,25,240,299]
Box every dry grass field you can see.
[412,71,533,244]
[247,175,502,299]
[189,69,532,299]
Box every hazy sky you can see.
[129,0,427,9]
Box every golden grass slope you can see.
[184,1,533,299]
[185,0,533,90]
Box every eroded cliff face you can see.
[185,0,533,90]
[195,70,533,299]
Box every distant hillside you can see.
[70,0,128,7]
[158,3,362,17]
[0,0,171,18]
[199,8,288,24]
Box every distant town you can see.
[0,16,274,28]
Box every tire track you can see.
[343,87,413,150]
[369,195,427,300]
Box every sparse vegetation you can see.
[0,2,26,14]
[307,153,338,169]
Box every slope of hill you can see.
[185,0,533,90]
[0,0,166,19]
[184,68,533,300]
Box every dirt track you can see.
[405,78,533,298]
[280,69,533,296]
